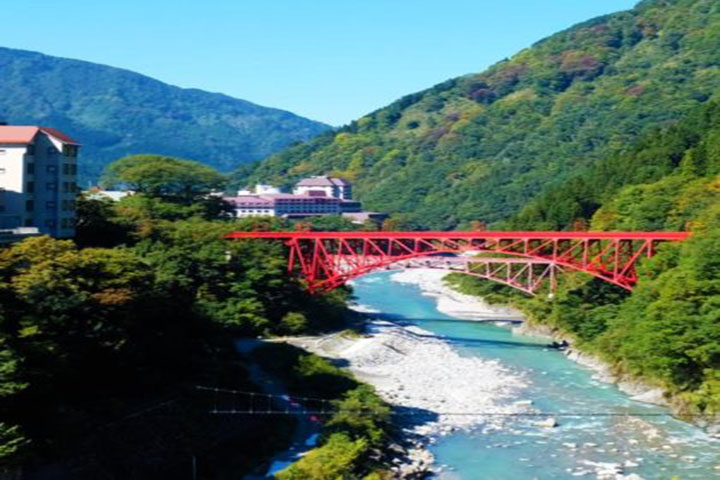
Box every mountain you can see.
[242,0,720,229]
[451,97,720,418]
[0,47,330,184]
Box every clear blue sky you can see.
[2,0,638,125]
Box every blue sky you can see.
[3,0,637,125]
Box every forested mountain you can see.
[242,0,720,228]
[450,97,720,417]
[0,47,329,184]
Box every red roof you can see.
[0,126,80,145]
[40,127,80,145]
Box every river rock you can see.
[536,417,558,428]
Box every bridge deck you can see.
[225,231,690,241]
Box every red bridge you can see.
[226,231,690,295]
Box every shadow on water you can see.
[364,312,554,351]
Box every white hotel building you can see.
[0,126,80,238]
[226,176,364,219]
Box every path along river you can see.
[350,270,720,480]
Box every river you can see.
[351,271,720,480]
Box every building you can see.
[227,175,385,221]
[225,193,343,218]
[0,126,80,238]
[0,226,41,244]
[293,176,352,200]
[237,184,282,195]
[86,189,134,202]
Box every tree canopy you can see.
[102,154,227,201]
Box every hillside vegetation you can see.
[0,47,329,184]
[243,0,720,228]
[448,98,720,418]
[0,155,396,478]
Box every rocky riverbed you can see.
[285,319,534,477]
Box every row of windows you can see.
[25,182,78,193]
[0,145,78,157]
[24,217,75,229]
[24,200,76,212]
[25,163,77,175]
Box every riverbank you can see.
[390,270,525,322]
[285,320,535,476]
[438,269,720,439]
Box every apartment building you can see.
[0,126,80,238]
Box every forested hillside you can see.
[448,98,720,418]
[0,47,329,184]
[242,0,720,228]
[0,156,391,478]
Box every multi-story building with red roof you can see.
[0,125,80,238]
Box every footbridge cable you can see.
[195,386,717,418]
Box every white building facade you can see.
[293,176,352,200]
[225,193,343,218]
[0,126,80,238]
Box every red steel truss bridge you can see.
[225,231,690,295]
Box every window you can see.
[62,182,69,193]
[46,201,56,211]
[25,218,33,227]
[0,168,5,174]
[25,200,34,212]
[47,165,57,174]
[62,164,70,175]
[71,164,77,175]
[26,181,34,193]
[62,145,78,157]
[46,182,57,192]
[47,146,57,155]
[26,163,35,174]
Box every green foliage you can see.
[451,97,720,418]
[0,423,29,463]
[326,385,391,447]
[280,312,309,334]
[240,0,720,229]
[275,433,368,480]
[0,187,353,468]
[253,343,391,479]
[102,154,227,201]
[0,46,329,184]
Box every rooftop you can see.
[0,126,80,146]
[296,176,350,187]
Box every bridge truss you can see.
[225,231,690,295]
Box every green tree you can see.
[103,154,226,202]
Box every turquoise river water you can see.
[351,272,720,480]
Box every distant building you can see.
[293,176,352,200]
[0,226,41,244]
[341,212,390,225]
[237,184,282,195]
[87,189,134,202]
[227,175,383,221]
[225,193,343,218]
[0,126,80,238]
